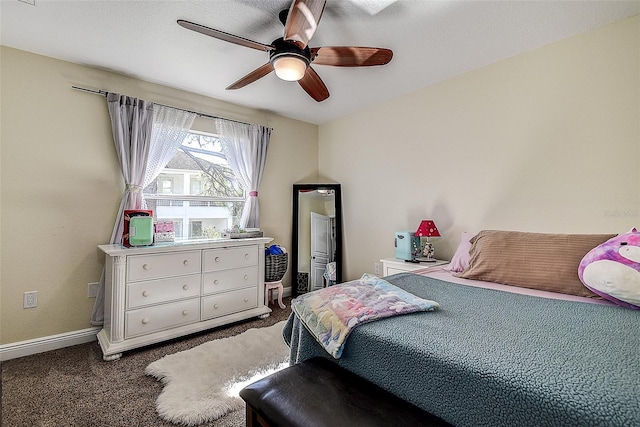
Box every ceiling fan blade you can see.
[178,19,274,52]
[284,0,327,49]
[226,63,274,90]
[310,47,393,67]
[298,66,330,102]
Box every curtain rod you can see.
[71,85,263,128]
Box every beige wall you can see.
[319,16,640,281]
[0,46,318,344]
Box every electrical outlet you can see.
[374,262,381,275]
[87,282,99,298]
[23,291,38,309]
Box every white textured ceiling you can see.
[1,0,638,124]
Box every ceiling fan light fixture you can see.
[272,54,309,81]
[178,0,392,102]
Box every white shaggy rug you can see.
[145,321,289,426]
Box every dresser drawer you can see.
[127,251,201,282]
[202,266,258,295]
[126,274,201,309]
[201,287,257,320]
[125,298,200,338]
[202,246,258,272]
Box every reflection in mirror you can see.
[292,184,342,296]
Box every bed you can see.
[283,231,640,427]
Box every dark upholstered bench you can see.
[239,357,452,427]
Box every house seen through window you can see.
[143,131,244,240]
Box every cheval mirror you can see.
[291,184,343,296]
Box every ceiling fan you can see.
[177,0,393,102]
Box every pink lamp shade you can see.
[415,220,440,238]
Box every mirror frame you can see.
[291,183,343,296]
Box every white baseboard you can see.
[1,288,293,362]
[0,327,100,361]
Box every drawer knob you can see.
[182,310,188,316]
[142,291,149,297]
[214,304,219,309]
[215,256,220,262]
[141,318,149,325]
[244,297,249,302]
[142,264,150,271]
[183,284,189,290]
[244,275,248,280]
[244,253,249,259]
[183,260,189,266]
[213,279,219,285]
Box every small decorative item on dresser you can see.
[154,220,175,243]
[222,226,264,239]
[123,210,154,247]
[415,220,441,262]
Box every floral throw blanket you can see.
[291,273,439,358]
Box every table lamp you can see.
[415,220,440,262]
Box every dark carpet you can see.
[1,299,292,427]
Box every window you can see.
[144,131,244,241]
[190,220,203,239]
[158,177,174,194]
[190,175,202,195]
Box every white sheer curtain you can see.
[215,119,272,228]
[105,93,155,246]
[91,97,196,325]
[142,106,197,207]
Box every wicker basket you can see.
[265,253,288,282]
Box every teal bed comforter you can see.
[283,273,640,426]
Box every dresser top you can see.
[99,237,273,256]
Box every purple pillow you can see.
[578,228,640,310]
[444,232,473,273]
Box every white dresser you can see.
[98,237,272,360]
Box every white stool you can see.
[265,280,286,309]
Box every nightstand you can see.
[380,258,449,276]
